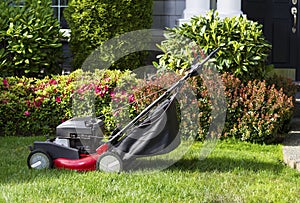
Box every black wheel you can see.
[96,152,123,173]
[27,150,53,169]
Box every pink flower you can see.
[26,100,31,108]
[110,91,115,98]
[3,79,8,87]
[77,88,84,94]
[49,79,57,85]
[95,87,101,94]
[24,111,30,117]
[104,85,109,92]
[128,94,135,103]
[56,96,61,103]
[34,100,42,108]
[104,78,111,83]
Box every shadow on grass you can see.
[0,156,290,185]
[120,155,287,174]
[169,157,285,174]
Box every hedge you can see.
[0,69,134,136]
[64,0,153,70]
[0,69,295,143]
[0,0,63,77]
[133,72,295,143]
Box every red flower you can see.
[24,111,30,117]
[56,96,61,103]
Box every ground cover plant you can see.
[0,136,299,202]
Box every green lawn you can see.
[0,136,299,203]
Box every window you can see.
[51,0,69,29]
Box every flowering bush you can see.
[222,73,294,143]
[0,69,294,143]
[0,69,135,136]
[266,74,298,98]
[132,72,294,143]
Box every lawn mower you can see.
[27,48,219,172]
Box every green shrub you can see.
[156,11,272,82]
[0,0,63,77]
[64,0,153,70]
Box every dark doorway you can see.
[243,0,300,80]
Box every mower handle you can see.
[107,47,220,145]
[188,47,220,78]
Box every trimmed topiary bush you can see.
[156,11,272,82]
[64,0,153,70]
[0,0,63,77]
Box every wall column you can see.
[178,0,210,25]
[217,0,243,18]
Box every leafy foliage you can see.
[0,69,135,136]
[64,0,153,70]
[0,0,63,77]
[156,11,272,82]
[266,74,298,98]
[222,73,294,143]
[132,72,294,143]
[0,70,295,143]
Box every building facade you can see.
[51,0,299,80]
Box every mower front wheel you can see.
[27,149,53,169]
[96,152,123,173]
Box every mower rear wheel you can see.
[96,152,123,173]
[27,150,53,169]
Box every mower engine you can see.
[55,116,105,154]
[27,116,106,169]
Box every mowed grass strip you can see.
[0,136,299,203]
